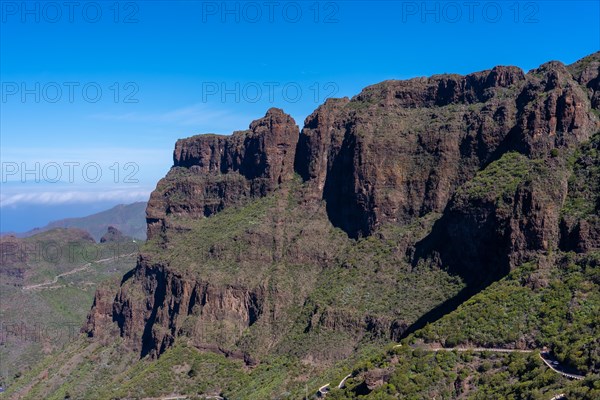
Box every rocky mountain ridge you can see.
[84,52,599,374]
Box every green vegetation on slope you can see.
[457,152,538,206]
[329,345,580,400]
[329,252,600,399]
[416,253,600,374]
[0,229,139,387]
[4,186,467,399]
[8,141,600,398]
[562,133,600,219]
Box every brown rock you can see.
[99,226,127,243]
[85,52,600,367]
[84,254,266,359]
[363,367,391,391]
[147,108,299,239]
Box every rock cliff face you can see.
[296,61,598,238]
[146,108,299,239]
[560,132,600,253]
[414,154,569,282]
[86,255,265,360]
[86,52,600,364]
[173,107,298,181]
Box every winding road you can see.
[540,353,585,380]
[19,253,585,399]
[21,253,137,291]
[316,344,586,398]
[337,374,352,389]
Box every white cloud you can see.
[0,189,151,208]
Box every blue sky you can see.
[1,0,599,232]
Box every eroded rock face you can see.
[414,155,569,283]
[84,283,119,338]
[296,59,598,238]
[561,218,600,253]
[86,52,600,364]
[147,108,299,239]
[85,254,266,359]
[568,53,600,109]
[512,61,597,155]
[559,131,600,253]
[363,368,392,391]
[147,55,600,242]
[304,306,409,343]
[173,108,298,182]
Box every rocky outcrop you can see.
[85,52,600,367]
[414,154,569,282]
[146,55,600,241]
[305,306,408,343]
[85,254,266,360]
[511,61,597,156]
[147,108,299,239]
[561,217,600,253]
[559,131,600,253]
[294,57,598,238]
[294,97,351,190]
[84,282,119,339]
[173,108,298,182]
[100,226,127,243]
[363,368,392,391]
[568,52,600,109]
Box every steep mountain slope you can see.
[5,52,600,399]
[328,251,600,398]
[328,135,600,398]
[0,228,138,388]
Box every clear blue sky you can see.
[1,0,599,232]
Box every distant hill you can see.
[23,202,147,241]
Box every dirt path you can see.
[22,253,136,291]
